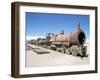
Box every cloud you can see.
[26,35,45,40]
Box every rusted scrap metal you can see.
[32,48,49,54]
[27,44,50,54]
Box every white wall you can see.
[0,0,100,80]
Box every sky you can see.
[26,12,90,41]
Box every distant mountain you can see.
[26,35,45,40]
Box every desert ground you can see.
[26,43,89,67]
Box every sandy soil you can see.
[26,44,89,67]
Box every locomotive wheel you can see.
[70,46,78,56]
[65,48,71,54]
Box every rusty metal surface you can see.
[49,30,86,46]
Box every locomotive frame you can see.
[11,2,98,78]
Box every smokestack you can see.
[77,22,80,32]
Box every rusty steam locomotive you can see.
[30,22,87,57]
